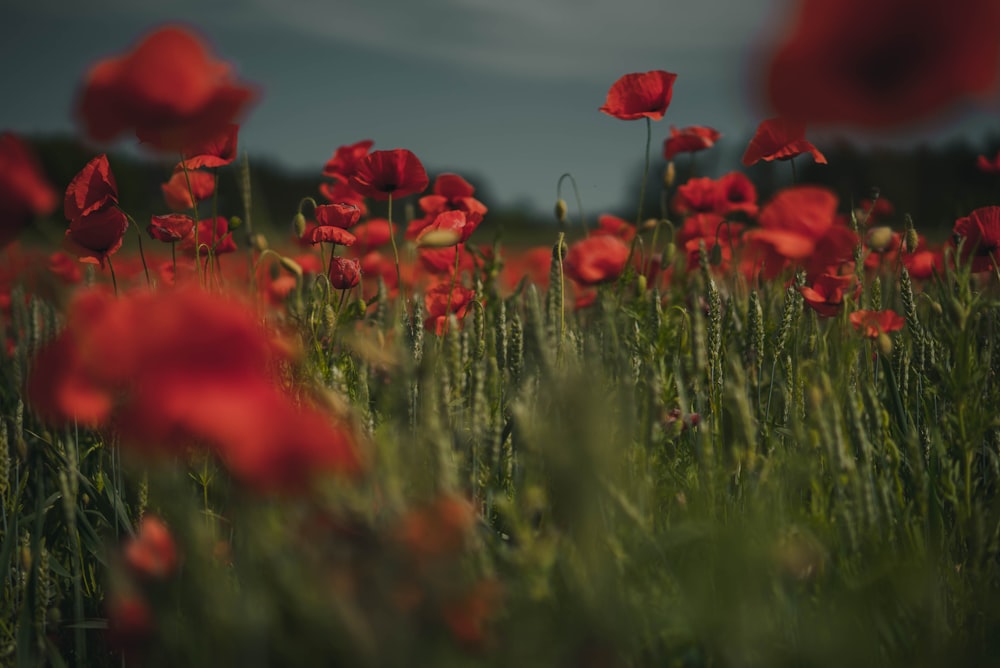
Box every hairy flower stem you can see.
[387,194,403,298]
[180,153,203,287]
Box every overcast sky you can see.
[3,0,998,215]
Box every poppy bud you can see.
[708,243,723,266]
[904,228,920,254]
[664,161,676,188]
[663,242,676,265]
[228,216,242,230]
[866,226,894,252]
[292,212,307,238]
[636,274,647,293]
[554,199,568,224]
[279,256,303,278]
[877,332,893,356]
[253,234,268,252]
[417,229,462,248]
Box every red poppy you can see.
[49,252,83,284]
[306,226,357,247]
[177,123,239,170]
[977,151,1000,173]
[124,516,178,580]
[662,125,722,160]
[395,494,475,559]
[323,139,374,179]
[591,214,636,243]
[743,185,838,278]
[599,71,678,121]
[181,216,236,256]
[742,118,826,166]
[416,210,474,247]
[953,205,1000,272]
[319,175,368,215]
[799,272,856,317]
[314,203,361,229]
[850,309,905,338]
[328,256,361,290]
[64,154,118,221]
[349,218,397,254]
[161,169,215,212]
[0,133,57,247]
[349,149,429,200]
[677,213,744,272]
[766,0,1000,128]
[76,25,257,151]
[563,235,630,286]
[424,282,476,334]
[63,155,129,266]
[148,213,195,243]
[716,172,759,217]
[418,246,478,277]
[418,173,488,220]
[672,177,722,215]
[27,287,362,491]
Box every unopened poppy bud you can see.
[554,198,568,224]
[641,218,658,232]
[877,332,893,356]
[253,234,268,252]
[904,228,920,254]
[866,226,894,252]
[928,298,943,316]
[708,243,723,266]
[664,161,676,188]
[663,242,676,265]
[292,212,307,238]
[228,216,242,230]
[636,274,647,293]
[417,229,461,248]
[279,256,303,278]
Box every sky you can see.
[2,0,998,216]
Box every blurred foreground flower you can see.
[28,287,362,492]
[76,25,256,152]
[0,132,57,247]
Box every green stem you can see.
[387,194,403,294]
[636,117,652,227]
[106,256,118,296]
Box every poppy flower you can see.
[124,516,178,580]
[563,235,631,286]
[323,139,374,179]
[424,282,476,334]
[148,213,195,243]
[314,203,361,229]
[977,151,1000,174]
[953,205,1000,273]
[799,272,856,317]
[349,149,429,200]
[328,256,361,290]
[76,25,257,152]
[161,169,215,212]
[0,133,57,247]
[49,252,83,284]
[395,494,476,559]
[415,210,474,247]
[319,175,368,215]
[662,125,722,161]
[599,70,678,121]
[181,216,236,256]
[743,118,826,166]
[743,185,838,278]
[591,214,636,243]
[418,246,478,278]
[850,309,905,338]
[677,213,743,271]
[27,287,362,491]
[766,0,1000,128]
[63,155,129,266]
[672,177,722,215]
[176,123,239,170]
[349,218,397,254]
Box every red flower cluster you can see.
[0,133,57,248]
[409,173,488,245]
[766,0,1000,128]
[28,287,361,491]
[63,155,129,266]
[77,26,256,151]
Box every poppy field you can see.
[4,2,1000,666]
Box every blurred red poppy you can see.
[743,185,838,278]
[176,123,239,171]
[600,71,678,121]
[77,25,256,151]
[850,309,905,338]
[27,287,362,491]
[350,149,429,200]
[742,118,826,166]
[564,235,630,286]
[124,516,178,580]
[591,214,636,243]
[766,0,1000,128]
[953,205,1000,272]
[161,169,214,212]
[0,133,57,247]
[672,177,722,215]
[662,125,721,160]
[323,139,374,179]
[349,218,397,254]
[49,252,83,284]
[977,151,1000,173]
[181,216,236,256]
[424,282,476,334]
